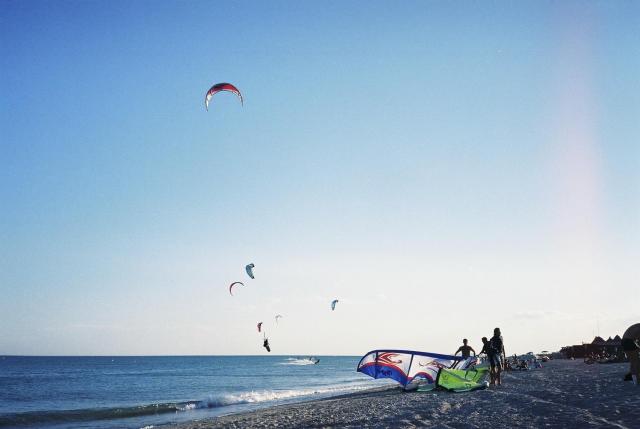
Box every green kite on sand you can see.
[421,367,489,392]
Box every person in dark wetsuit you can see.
[455,339,476,359]
[487,328,506,386]
[479,337,489,355]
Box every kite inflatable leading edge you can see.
[205,83,243,110]
[245,263,255,279]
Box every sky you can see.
[1,0,638,356]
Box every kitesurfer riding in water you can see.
[262,331,271,353]
[488,328,506,386]
[454,339,476,359]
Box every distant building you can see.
[560,335,623,359]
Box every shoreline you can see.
[168,360,640,429]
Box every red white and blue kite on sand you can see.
[357,349,467,389]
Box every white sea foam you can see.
[280,358,319,365]
[179,383,376,411]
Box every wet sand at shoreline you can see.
[170,360,640,428]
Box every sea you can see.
[0,355,392,429]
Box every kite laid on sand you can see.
[357,349,488,392]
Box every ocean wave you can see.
[0,384,374,427]
[0,402,191,428]
[188,383,375,410]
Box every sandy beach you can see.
[171,360,640,429]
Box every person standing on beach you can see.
[479,337,489,355]
[622,323,640,386]
[488,328,506,386]
[455,339,476,359]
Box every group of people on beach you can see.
[450,323,640,388]
[454,327,505,386]
[584,351,625,365]
[505,355,543,371]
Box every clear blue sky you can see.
[1,1,638,355]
